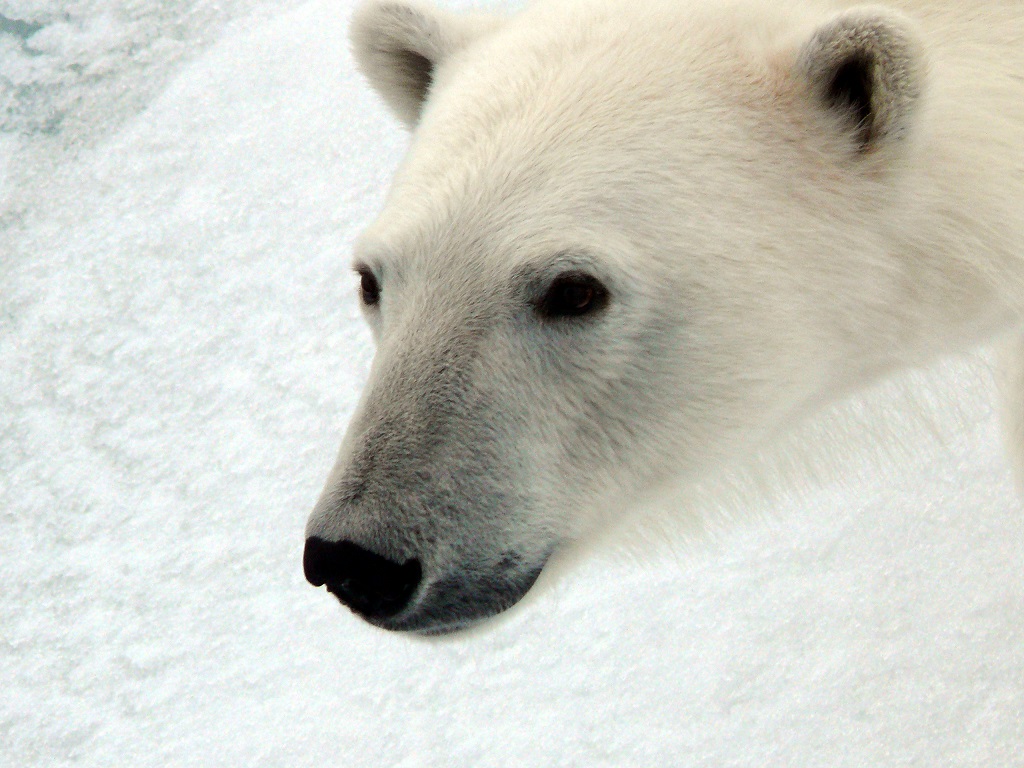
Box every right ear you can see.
[350,0,505,128]
[796,6,925,156]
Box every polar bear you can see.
[303,0,1024,634]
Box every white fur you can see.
[306,0,1024,633]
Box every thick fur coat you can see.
[304,0,1024,634]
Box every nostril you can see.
[302,536,335,588]
[303,537,421,620]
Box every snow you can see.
[1,1,1022,766]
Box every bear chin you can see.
[348,558,550,636]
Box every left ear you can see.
[350,0,505,128]
[797,6,925,154]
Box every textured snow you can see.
[1,1,1022,766]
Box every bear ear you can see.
[797,6,925,154]
[350,0,504,127]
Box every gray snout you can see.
[303,528,550,634]
[305,332,549,633]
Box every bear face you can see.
[303,0,996,634]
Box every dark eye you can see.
[536,271,609,319]
[357,267,380,306]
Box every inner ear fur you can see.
[349,0,504,127]
[797,6,925,154]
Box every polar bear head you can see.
[304,0,929,634]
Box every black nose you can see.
[303,537,422,620]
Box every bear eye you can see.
[357,266,380,306]
[536,271,609,319]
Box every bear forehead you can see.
[361,0,837,280]
[413,7,768,161]
[388,3,817,199]
[420,0,811,125]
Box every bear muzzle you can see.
[303,534,548,634]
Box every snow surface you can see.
[2,1,1022,765]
